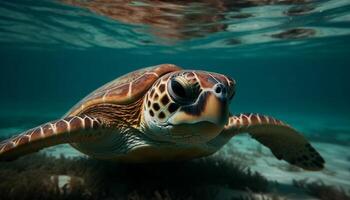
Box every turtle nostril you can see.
[222,87,227,94]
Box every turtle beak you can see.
[167,91,229,144]
[167,86,229,141]
[196,90,229,126]
[169,91,228,125]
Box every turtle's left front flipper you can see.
[223,113,325,171]
[0,115,102,161]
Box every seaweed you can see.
[293,179,350,200]
[0,151,269,200]
[273,163,303,173]
[224,141,256,166]
[232,188,284,200]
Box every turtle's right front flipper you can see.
[223,113,325,171]
[0,115,102,161]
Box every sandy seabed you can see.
[0,112,349,200]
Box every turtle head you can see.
[142,70,236,144]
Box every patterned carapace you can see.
[0,64,325,171]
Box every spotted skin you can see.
[222,113,325,171]
[143,73,177,123]
[0,116,101,161]
[143,70,235,123]
[0,65,325,172]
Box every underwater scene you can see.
[0,0,350,199]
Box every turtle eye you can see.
[169,78,198,104]
[171,80,186,99]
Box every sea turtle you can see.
[0,64,325,170]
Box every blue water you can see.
[0,0,350,199]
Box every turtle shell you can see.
[67,64,181,116]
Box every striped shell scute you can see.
[67,64,181,116]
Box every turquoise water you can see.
[0,0,350,199]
